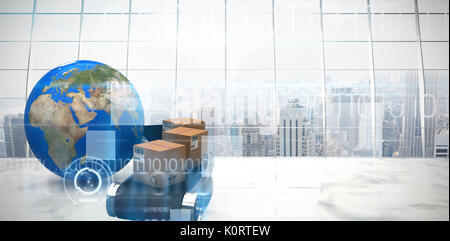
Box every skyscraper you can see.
[435,128,449,158]
[423,71,449,157]
[262,132,275,156]
[326,88,362,156]
[4,113,27,158]
[198,106,216,155]
[277,98,315,157]
[355,102,383,157]
[241,124,264,156]
[382,102,402,157]
[275,128,280,156]
[398,81,422,157]
[230,96,242,156]
[0,140,6,158]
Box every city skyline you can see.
[1,84,448,159]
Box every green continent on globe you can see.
[28,64,141,170]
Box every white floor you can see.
[0,157,448,221]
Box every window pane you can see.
[274,0,320,13]
[275,42,322,69]
[375,71,422,157]
[323,14,370,41]
[79,42,128,70]
[128,42,176,69]
[322,0,368,13]
[36,0,82,13]
[0,42,29,69]
[81,14,129,41]
[0,0,34,13]
[128,70,176,125]
[373,42,420,69]
[275,13,322,41]
[371,15,417,41]
[424,70,449,157]
[172,10,227,67]
[226,0,272,13]
[33,15,80,41]
[277,70,324,156]
[225,70,275,128]
[227,42,274,69]
[227,13,273,42]
[178,42,225,69]
[277,71,323,124]
[227,11,275,70]
[177,70,225,122]
[131,0,178,13]
[179,0,225,13]
[421,42,450,69]
[324,42,371,69]
[178,13,225,41]
[0,15,32,41]
[325,70,374,157]
[418,0,449,13]
[419,14,449,41]
[129,14,177,42]
[177,69,227,157]
[0,70,27,99]
[370,0,415,13]
[84,0,130,13]
[30,42,78,70]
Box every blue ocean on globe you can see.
[24,60,144,178]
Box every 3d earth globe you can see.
[24,60,144,178]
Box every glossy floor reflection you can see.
[0,157,448,220]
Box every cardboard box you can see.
[133,140,186,188]
[162,127,208,168]
[162,117,205,131]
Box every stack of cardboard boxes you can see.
[133,117,208,188]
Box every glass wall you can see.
[0,0,448,158]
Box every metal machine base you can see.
[106,170,213,221]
